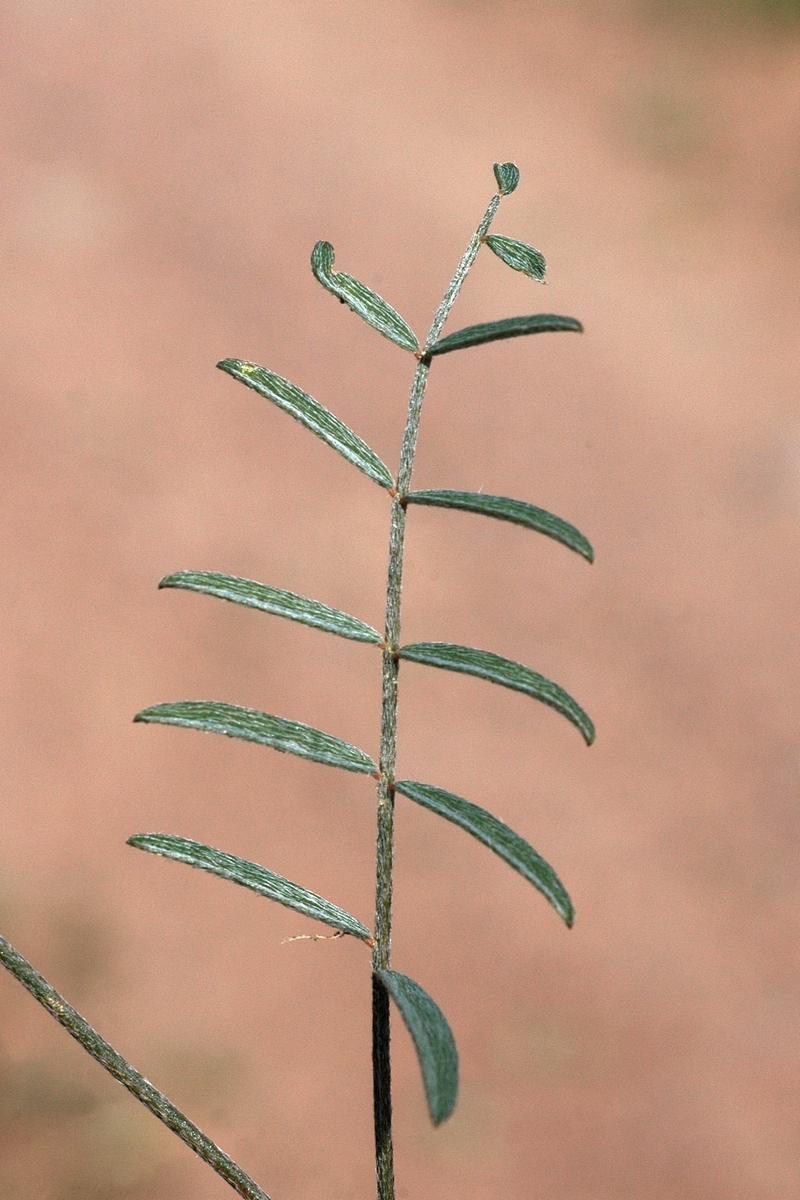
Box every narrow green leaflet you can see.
[397,643,594,745]
[311,241,419,353]
[393,781,573,926]
[134,701,378,773]
[159,572,382,645]
[375,968,458,1125]
[485,234,546,282]
[428,314,582,357]
[404,490,593,562]
[128,834,372,941]
[217,359,394,490]
[493,162,520,196]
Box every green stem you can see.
[371,189,502,1200]
[0,934,271,1200]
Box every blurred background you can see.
[1,1,799,1197]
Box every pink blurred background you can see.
[1,2,799,1197]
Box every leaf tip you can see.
[311,239,334,279]
[127,833,162,855]
[132,705,162,726]
[493,162,520,195]
[559,892,576,928]
[217,357,258,382]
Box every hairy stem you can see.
[371,189,502,1200]
[424,193,501,353]
[0,934,271,1200]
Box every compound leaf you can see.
[311,241,419,353]
[134,701,377,774]
[393,780,573,926]
[397,643,594,745]
[375,968,458,1124]
[159,572,382,645]
[485,234,546,282]
[128,834,372,941]
[493,162,520,195]
[217,359,394,490]
[428,314,582,357]
[404,490,593,562]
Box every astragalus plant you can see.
[0,162,594,1200]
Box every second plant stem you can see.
[371,190,502,1200]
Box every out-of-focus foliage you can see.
[0,898,245,1200]
[646,0,799,23]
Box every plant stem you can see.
[371,189,502,1200]
[0,934,272,1200]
